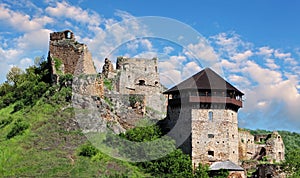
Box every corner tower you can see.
[164,68,244,167]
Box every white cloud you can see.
[16,29,52,51]
[183,39,218,67]
[231,50,253,62]
[0,4,53,32]
[228,74,251,87]
[160,69,182,87]
[244,60,282,85]
[182,61,202,80]
[257,46,274,57]
[274,49,291,59]
[45,1,101,27]
[163,46,174,54]
[265,59,280,70]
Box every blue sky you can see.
[0,0,299,132]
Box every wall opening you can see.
[65,31,72,39]
[279,152,282,159]
[208,151,214,157]
[208,111,213,121]
[208,134,214,138]
[138,80,145,85]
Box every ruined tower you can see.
[48,30,96,77]
[115,56,166,115]
[164,68,244,167]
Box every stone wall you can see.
[49,30,96,76]
[191,109,239,166]
[265,132,285,163]
[238,131,285,164]
[238,130,256,160]
[115,56,166,117]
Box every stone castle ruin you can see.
[48,30,96,77]
[47,30,286,178]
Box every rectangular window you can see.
[208,134,214,138]
[208,151,214,157]
[208,111,213,121]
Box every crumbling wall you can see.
[49,30,96,76]
[238,130,256,160]
[265,131,285,163]
[115,56,166,117]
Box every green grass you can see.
[0,91,147,177]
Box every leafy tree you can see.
[194,164,209,178]
[282,148,300,176]
[6,66,24,85]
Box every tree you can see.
[6,66,24,85]
[283,148,300,176]
[34,55,45,67]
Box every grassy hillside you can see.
[0,64,147,177]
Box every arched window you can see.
[65,31,71,39]
[208,111,213,121]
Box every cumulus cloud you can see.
[231,50,253,62]
[45,1,101,27]
[257,46,274,57]
[210,31,300,132]
[183,38,218,66]
[0,4,53,32]
[16,29,52,51]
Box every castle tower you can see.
[115,57,166,115]
[163,68,244,167]
[48,30,96,76]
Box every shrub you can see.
[12,101,24,113]
[103,78,113,90]
[6,119,29,139]
[78,143,99,157]
[0,117,13,129]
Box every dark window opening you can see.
[260,138,264,142]
[138,80,145,85]
[267,174,272,178]
[279,152,282,159]
[208,111,213,121]
[208,151,214,157]
[155,81,158,85]
[208,134,214,138]
[155,66,158,72]
[65,31,71,39]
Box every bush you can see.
[103,78,113,90]
[0,117,13,129]
[78,143,99,157]
[12,101,24,113]
[6,119,29,139]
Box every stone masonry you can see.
[49,30,96,76]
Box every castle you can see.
[48,30,285,177]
